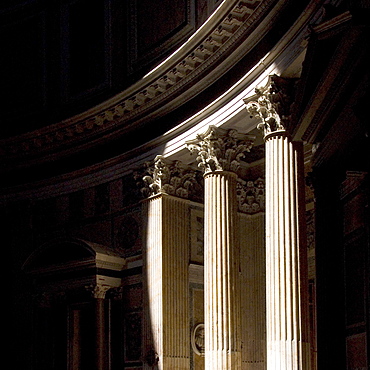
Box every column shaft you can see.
[142,194,190,369]
[265,134,310,369]
[204,171,241,369]
[95,298,106,370]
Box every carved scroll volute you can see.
[244,75,296,138]
[186,125,255,175]
[142,155,171,196]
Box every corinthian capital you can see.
[244,75,296,138]
[85,284,110,299]
[186,126,255,175]
[138,155,203,201]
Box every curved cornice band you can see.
[1,0,281,164]
[0,0,327,201]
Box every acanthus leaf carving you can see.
[186,126,255,175]
[237,177,265,214]
[137,155,204,202]
[244,74,296,137]
[85,283,111,299]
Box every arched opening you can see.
[23,238,125,370]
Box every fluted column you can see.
[141,156,191,369]
[187,126,254,369]
[142,194,190,369]
[245,77,311,369]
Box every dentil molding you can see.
[0,0,278,161]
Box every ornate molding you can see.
[237,177,265,214]
[1,0,277,161]
[244,74,296,138]
[85,283,111,299]
[136,155,203,202]
[186,125,255,174]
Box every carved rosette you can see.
[186,125,255,175]
[137,155,203,202]
[244,75,295,138]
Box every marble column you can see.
[245,79,311,369]
[187,126,254,369]
[88,285,110,370]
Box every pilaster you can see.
[141,156,191,369]
[239,212,266,369]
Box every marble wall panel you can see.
[190,206,204,264]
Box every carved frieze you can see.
[244,75,296,137]
[237,177,265,214]
[137,155,204,202]
[186,125,255,174]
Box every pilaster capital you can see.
[186,125,255,175]
[138,155,203,201]
[244,75,296,139]
[85,284,111,299]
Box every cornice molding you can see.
[0,0,326,200]
[0,0,279,163]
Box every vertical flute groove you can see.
[143,195,190,369]
[204,171,241,369]
[265,134,311,370]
